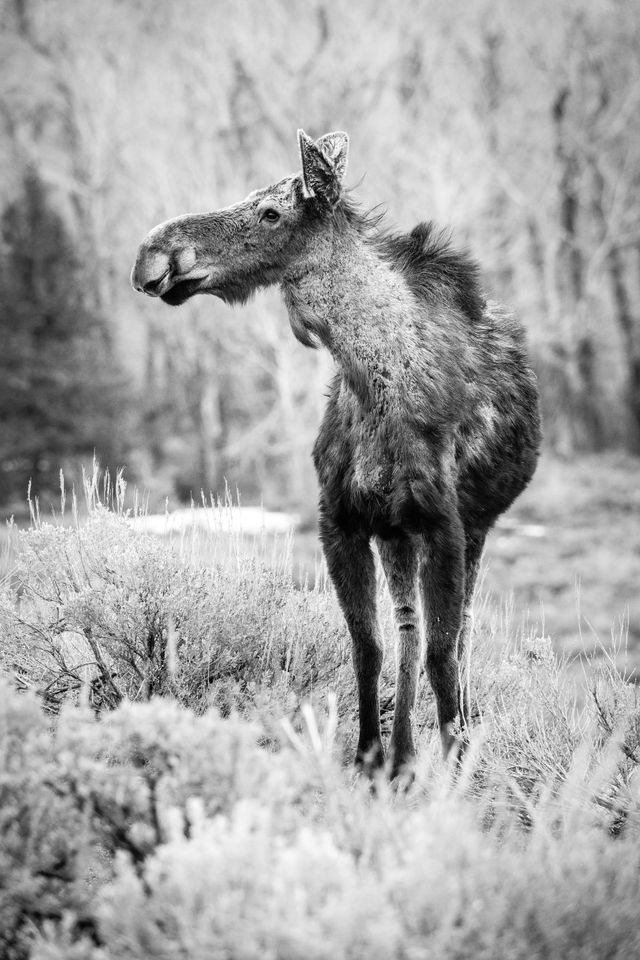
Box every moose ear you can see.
[315,131,349,180]
[297,128,348,205]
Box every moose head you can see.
[130,130,349,307]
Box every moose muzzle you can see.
[131,240,203,298]
[130,248,174,297]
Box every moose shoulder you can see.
[131,129,541,777]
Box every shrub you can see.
[0,506,352,729]
[0,685,100,960]
[0,682,333,959]
[2,497,640,958]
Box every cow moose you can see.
[131,129,541,777]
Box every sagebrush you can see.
[1,496,639,958]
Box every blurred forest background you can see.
[1,0,639,658]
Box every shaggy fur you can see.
[131,129,542,776]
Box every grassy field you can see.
[483,453,640,670]
[2,452,639,671]
[0,458,639,957]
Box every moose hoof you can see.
[440,723,465,763]
[389,742,417,783]
[390,762,416,791]
[355,741,385,777]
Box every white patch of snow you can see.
[129,506,299,537]
[497,517,546,538]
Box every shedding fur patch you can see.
[282,284,331,349]
[337,198,486,324]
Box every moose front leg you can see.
[377,536,421,778]
[420,511,466,760]
[319,510,384,770]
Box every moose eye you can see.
[260,208,280,224]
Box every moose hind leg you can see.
[420,513,466,759]
[319,512,384,770]
[377,536,420,777]
[457,529,487,730]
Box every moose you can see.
[131,130,541,777]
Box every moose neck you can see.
[282,228,416,405]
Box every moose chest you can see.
[313,374,433,535]
[314,379,388,476]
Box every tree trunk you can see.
[588,159,640,451]
[192,328,226,497]
[552,86,604,450]
[606,243,640,450]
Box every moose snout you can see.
[131,240,201,297]
[130,248,173,296]
[141,271,170,296]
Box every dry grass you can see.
[1,463,640,958]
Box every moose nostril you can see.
[143,271,170,295]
